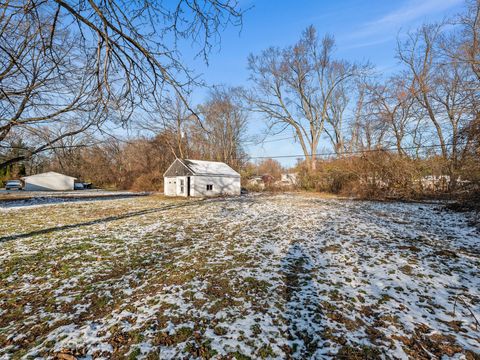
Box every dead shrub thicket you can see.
[296,152,477,200]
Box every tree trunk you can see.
[311,155,317,171]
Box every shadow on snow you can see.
[282,242,326,358]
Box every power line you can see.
[248,142,469,160]
[245,123,369,146]
[245,136,296,145]
[245,126,384,146]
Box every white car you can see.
[5,180,22,190]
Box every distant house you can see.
[247,176,266,189]
[421,175,451,191]
[277,173,298,187]
[419,175,471,191]
[246,174,277,189]
[163,159,241,197]
[22,172,76,191]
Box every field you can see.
[0,193,479,359]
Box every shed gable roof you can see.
[163,159,193,177]
[164,159,240,177]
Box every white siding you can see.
[164,177,177,196]
[163,159,241,197]
[24,174,74,191]
[164,176,189,197]
[176,176,188,197]
[191,175,240,197]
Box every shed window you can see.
[206,184,213,191]
[180,179,185,194]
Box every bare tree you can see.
[325,79,349,155]
[345,81,366,153]
[355,110,389,153]
[0,0,244,169]
[399,22,478,167]
[129,86,249,171]
[141,94,194,159]
[365,76,415,155]
[446,0,480,162]
[45,0,244,117]
[446,0,480,81]
[398,24,449,158]
[246,26,366,171]
[193,87,248,168]
[0,6,105,169]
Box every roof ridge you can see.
[170,159,240,176]
[22,171,77,179]
[184,158,225,163]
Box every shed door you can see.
[165,178,176,196]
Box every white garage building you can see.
[22,172,76,191]
[164,159,241,197]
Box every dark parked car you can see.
[74,182,93,190]
[5,180,22,190]
[74,182,85,190]
[82,182,93,189]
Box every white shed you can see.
[22,172,76,191]
[164,159,241,197]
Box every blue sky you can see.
[183,0,466,166]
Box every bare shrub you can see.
[296,152,463,200]
[130,172,164,192]
[297,160,357,194]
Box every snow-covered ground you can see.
[0,194,478,359]
[0,190,148,210]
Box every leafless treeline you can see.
[43,87,248,189]
[247,1,479,178]
[0,0,244,172]
[141,88,248,168]
[1,0,479,194]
